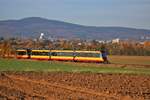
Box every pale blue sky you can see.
[0,0,150,29]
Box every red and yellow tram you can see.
[16,49,104,63]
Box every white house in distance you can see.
[112,38,120,43]
[39,33,45,40]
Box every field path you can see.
[1,73,121,100]
[0,72,149,100]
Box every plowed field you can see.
[0,72,150,100]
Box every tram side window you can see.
[51,52,73,56]
[77,53,100,57]
[57,52,73,56]
[42,52,49,56]
[17,51,26,55]
[51,52,57,56]
[99,53,102,58]
[32,52,49,56]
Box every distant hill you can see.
[0,17,150,40]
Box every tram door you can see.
[27,49,32,59]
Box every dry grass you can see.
[108,56,150,65]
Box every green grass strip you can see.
[0,59,150,75]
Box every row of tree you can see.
[0,38,150,57]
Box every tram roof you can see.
[16,49,101,53]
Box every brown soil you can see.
[0,72,150,100]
